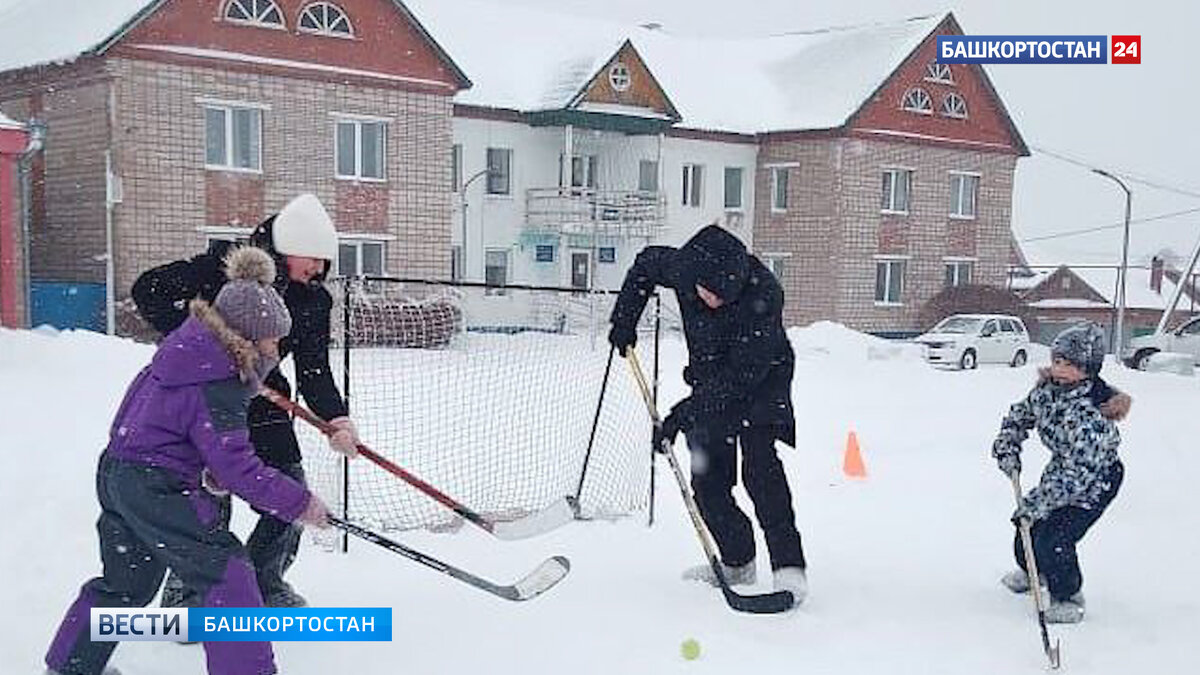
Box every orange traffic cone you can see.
[843,430,867,478]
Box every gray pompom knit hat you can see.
[1050,322,1107,376]
[214,247,293,341]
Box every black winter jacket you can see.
[130,218,346,466]
[610,225,796,445]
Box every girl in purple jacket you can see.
[46,248,337,675]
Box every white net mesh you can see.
[301,278,657,536]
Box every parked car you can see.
[914,314,1031,369]
[1123,316,1200,369]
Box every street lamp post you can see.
[1092,168,1132,360]
[459,167,491,281]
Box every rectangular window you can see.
[565,154,598,189]
[535,244,555,263]
[335,120,386,180]
[881,169,912,213]
[682,164,703,206]
[598,246,617,263]
[875,259,906,304]
[485,249,509,294]
[950,172,979,218]
[337,240,386,276]
[205,106,261,171]
[764,256,785,282]
[486,148,512,195]
[944,261,973,287]
[724,167,744,210]
[451,144,462,193]
[638,160,658,193]
[771,167,789,211]
[451,245,463,281]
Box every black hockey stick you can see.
[329,517,570,602]
[263,388,578,541]
[1011,475,1062,669]
[625,351,795,614]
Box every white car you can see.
[914,314,1031,370]
[1123,316,1200,370]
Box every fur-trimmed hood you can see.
[149,300,261,388]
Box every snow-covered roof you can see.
[406,0,943,134]
[0,0,156,73]
[1008,270,1050,292]
[1027,298,1112,310]
[1068,267,1194,311]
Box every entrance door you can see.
[571,252,590,290]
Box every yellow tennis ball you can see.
[680,638,701,660]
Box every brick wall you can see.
[108,57,453,300]
[754,135,1016,332]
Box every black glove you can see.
[608,323,637,356]
[653,405,688,454]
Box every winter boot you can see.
[263,585,309,608]
[682,559,756,587]
[1045,593,1086,624]
[1000,568,1046,594]
[772,567,808,607]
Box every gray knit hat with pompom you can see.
[213,247,292,341]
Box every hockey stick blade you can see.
[490,496,579,541]
[710,558,796,614]
[330,517,571,602]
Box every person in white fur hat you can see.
[132,193,360,609]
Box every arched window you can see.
[224,0,284,28]
[925,61,954,84]
[299,2,354,37]
[901,88,933,114]
[609,62,631,92]
[942,93,968,119]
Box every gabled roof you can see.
[407,0,945,134]
[0,0,470,89]
[1027,265,1199,311]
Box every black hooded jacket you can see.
[610,225,796,446]
[130,216,346,466]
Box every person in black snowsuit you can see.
[608,224,807,605]
[131,193,360,608]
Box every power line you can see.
[1030,144,1200,200]
[1018,205,1200,243]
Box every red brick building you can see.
[0,0,468,330]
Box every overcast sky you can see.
[506,0,1200,268]
[3,0,1194,268]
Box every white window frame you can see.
[223,0,286,29]
[486,148,513,196]
[949,171,980,219]
[942,93,969,119]
[925,61,954,84]
[881,167,913,215]
[334,115,387,181]
[485,248,510,295]
[609,62,631,92]
[943,257,976,288]
[638,159,659,193]
[534,244,556,263]
[874,256,909,306]
[598,246,617,264]
[200,225,254,248]
[337,239,386,277]
[204,104,263,173]
[298,2,354,38]
[760,252,792,282]
[901,87,933,115]
[723,166,744,211]
[682,163,704,207]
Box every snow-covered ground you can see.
[2,322,1196,673]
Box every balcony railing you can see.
[525,187,666,238]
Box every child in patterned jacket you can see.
[991,322,1127,623]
